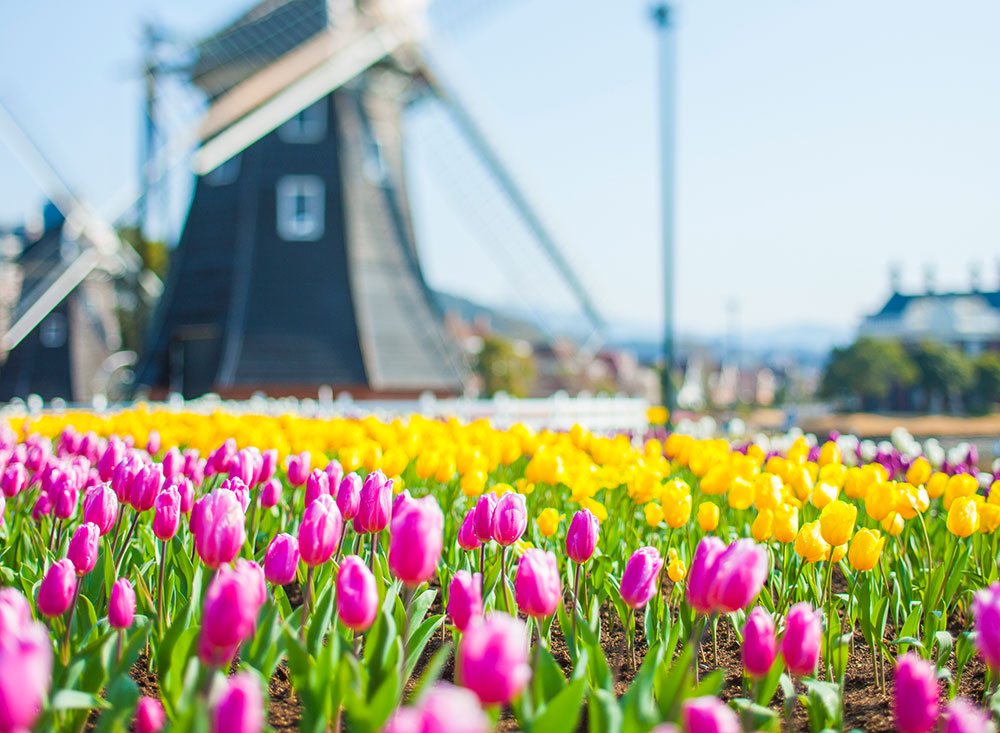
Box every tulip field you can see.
[2,407,1000,732]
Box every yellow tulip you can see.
[664,493,692,529]
[905,457,932,486]
[894,483,929,520]
[752,509,773,543]
[943,474,978,511]
[536,508,563,537]
[491,482,513,497]
[697,502,720,532]
[644,502,664,528]
[881,511,904,536]
[794,521,830,563]
[728,477,754,510]
[848,529,885,571]
[947,496,979,538]
[700,465,733,496]
[786,465,814,503]
[818,441,841,467]
[924,471,948,499]
[581,497,608,522]
[753,474,783,511]
[831,544,847,564]
[989,481,1000,506]
[979,503,1000,534]
[819,500,857,546]
[667,555,686,583]
[810,482,839,509]
[415,450,439,480]
[772,503,799,544]
[841,467,863,499]
[866,481,897,522]
[818,463,848,489]
[460,470,487,498]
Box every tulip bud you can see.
[514,549,561,619]
[781,602,822,676]
[230,449,262,487]
[111,456,141,503]
[201,566,264,660]
[473,493,498,544]
[566,508,599,563]
[681,696,740,733]
[83,483,119,535]
[259,478,282,509]
[298,495,342,567]
[53,482,79,520]
[324,459,344,488]
[97,438,125,482]
[336,555,378,631]
[32,493,52,522]
[68,522,101,576]
[388,496,444,586]
[285,452,310,487]
[457,508,482,551]
[109,578,136,629]
[357,470,392,533]
[193,489,247,569]
[264,533,300,586]
[973,582,1000,669]
[742,606,777,678]
[146,431,161,456]
[211,672,264,733]
[492,493,527,547]
[848,529,885,572]
[706,538,769,614]
[153,485,182,541]
[37,559,76,617]
[134,696,166,733]
[221,477,250,514]
[1,463,27,498]
[621,546,663,610]
[458,612,531,705]
[304,469,330,507]
[208,439,237,476]
[447,571,483,632]
[686,536,726,614]
[894,652,939,733]
[819,500,857,547]
[697,501,720,532]
[130,464,164,512]
[336,473,361,520]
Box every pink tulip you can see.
[37,559,76,617]
[129,464,164,512]
[388,496,444,586]
[182,449,201,480]
[146,431,161,455]
[418,683,490,733]
[172,476,195,513]
[941,698,991,733]
[324,459,344,488]
[162,446,182,480]
[621,546,664,609]
[25,441,50,472]
[230,449,262,487]
[96,438,124,482]
[781,602,822,676]
[221,477,250,514]
[298,494,342,566]
[32,492,52,522]
[211,672,263,733]
[707,539,769,614]
[83,483,118,535]
[384,707,422,733]
[458,508,481,551]
[153,485,181,541]
[68,522,101,575]
[1,463,26,498]
[285,452,311,487]
[193,489,247,569]
[336,555,378,631]
[357,470,392,533]
[53,482,79,520]
[681,696,740,733]
[895,652,939,733]
[259,449,278,483]
[473,493,497,543]
[972,582,1000,669]
[264,533,300,586]
[686,536,726,614]
[392,489,412,519]
[742,606,777,678]
[200,566,264,662]
[259,478,282,509]
[207,439,237,476]
[514,549,561,619]
[304,468,330,507]
[448,571,483,632]
[111,456,142,503]
[109,578,136,629]
[135,696,166,733]
[458,612,532,705]
[566,508,599,563]
[336,473,361,521]
[0,588,31,636]
[492,493,527,547]
[0,610,52,733]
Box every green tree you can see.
[474,335,535,397]
[910,341,973,413]
[820,337,917,410]
[967,352,1000,415]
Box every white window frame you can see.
[278,100,327,143]
[276,176,325,241]
[204,154,241,186]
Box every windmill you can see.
[134,0,607,399]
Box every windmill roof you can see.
[873,289,1000,317]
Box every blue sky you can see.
[1,0,999,338]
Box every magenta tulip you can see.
[742,606,777,678]
[162,446,182,480]
[173,476,195,514]
[392,489,412,519]
[129,464,164,512]
[447,571,483,632]
[473,493,497,544]
[259,449,278,483]
[336,555,378,631]
[686,536,726,615]
[304,468,330,507]
[1,463,26,498]
[96,439,124,482]
[681,696,740,733]
[458,508,481,551]
[0,588,31,636]
[418,683,490,733]
[200,566,264,659]
[109,578,136,629]
[941,698,991,733]
[895,652,939,733]
[146,431,161,455]
[211,672,263,733]
[207,438,236,476]
[68,522,101,575]
[83,483,118,535]
[336,473,361,521]
[324,459,344,488]
[357,470,392,533]
[972,582,1000,669]
[259,478,282,509]
[621,546,664,609]
[111,456,141,503]
[53,482,79,520]
[0,609,52,733]
[566,508,599,563]
[299,494,342,566]
[37,559,76,617]
[135,696,166,733]
[32,492,52,522]
[492,493,527,547]
[230,449,262,487]
[264,533,300,586]
[153,485,181,541]
[514,549,561,619]
[285,451,311,487]
[781,602,823,676]
[388,496,444,586]
[707,539,769,614]
[221,477,250,514]
[458,612,532,705]
[193,489,247,569]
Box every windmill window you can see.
[204,154,241,186]
[278,100,327,143]
[39,312,67,348]
[277,176,325,241]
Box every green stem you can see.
[62,578,82,665]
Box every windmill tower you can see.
[136,0,607,400]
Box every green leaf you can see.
[588,689,623,733]
[408,642,452,704]
[533,677,586,733]
[51,689,112,711]
[404,613,444,682]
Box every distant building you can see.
[859,269,1000,355]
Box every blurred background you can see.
[1,0,999,433]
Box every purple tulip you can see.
[264,533,300,586]
[620,546,664,609]
[742,606,777,678]
[37,559,76,617]
[109,578,136,629]
[336,555,378,631]
[492,493,527,547]
[894,652,939,733]
[566,508,599,563]
[447,571,483,632]
[388,496,444,586]
[458,612,531,705]
[781,602,823,676]
[514,549,561,619]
